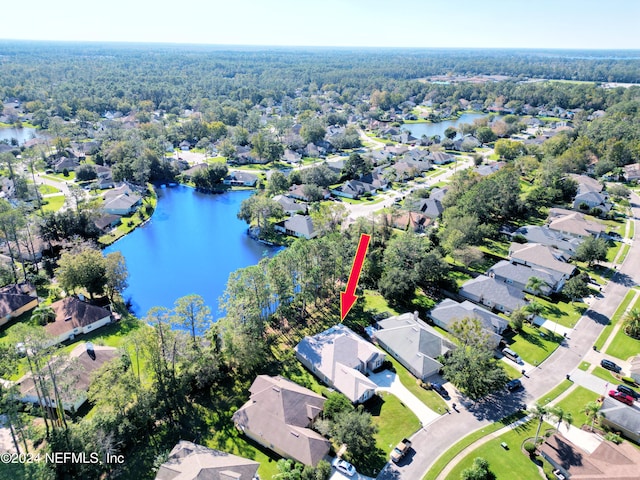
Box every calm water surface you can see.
[0,126,40,144]
[403,113,489,139]
[105,185,278,317]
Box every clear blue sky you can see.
[2,0,639,49]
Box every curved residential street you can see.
[379,192,640,480]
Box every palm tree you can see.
[528,402,550,446]
[550,406,573,432]
[623,308,640,339]
[582,401,602,432]
[526,276,547,297]
[525,300,544,321]
[31,304,55,326]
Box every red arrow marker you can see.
[340,233,371,320]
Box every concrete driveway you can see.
[369,369,440,426]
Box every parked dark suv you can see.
[617,384,640,400]
[601,359,622,373]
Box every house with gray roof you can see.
[223,171,258,187]
[232,375,330,466]
[103,192,142,215]
[513,225,582,256]
[475,162,506,176]
[331,180,377,199]
[509,243,575,279]
[417,197,444,219]
[630,355,640,384]
[548,212,607,239]
[274,214,317,239]
[487,260,564,294]
[374,313,455,380]
[156,441,259,480]
[428,151,455,164]
[295,324,385,403]
[573,190,612,213]
[429,299,509,348]
[599,397,640,443]
[273,195,307,216]
[459,275,527,315]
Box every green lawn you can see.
[554,386,600,427]
[40,194,65,212]
[422,412,526,480]
[532,296,587,328]
[41,171,76,181]
[606,241,623,262]
[363,290,399,316]
[578,361,591,371]
[591,365,621,384]
[450,270,474,288]
[445,420,543,480]
[594,289,636,350]
[37,184,60,194]
[502,324,563,366]
[386,357,448,413]
[617,244,631,264]
[628,220,635,239]
[502,362,524,380]
[539,379,574,406]
[605,327,640,361]
[479,237,510,258]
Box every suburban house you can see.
[599,397,640,443]
[93,213,121,232]
[512,225,582,256]
[44,296,113,345]
[386,211,431,233]
[286,184,330,202]
[156,441,260,480]
[273,194,308,215]
[222,171,258,187]
[573,190,612,213]
[17,343,119,411]
[274,214,317,239]
[569,174,603,194]
[509,243,576,280]
[53,156,79,173]
[547,211,606,239]
[388,159,431,180]
[295,324,385,403]
[428,151,455,165]
[624,163,640,182]
[475,161,506,176]
[180,163,209,180]
[373,313,455,381]
[541,432,640,480]
[94,165,115,189]
[103,192,142,215]
[232,375,330,466]
[331,180,377,199]
[429,299,509,348]
[487,260,564,294]
[179,140,191,151]
[0,283,38,328]
[283,149,302,164]
[416,197,445,219]
[458,275,527,315]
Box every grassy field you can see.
[539,379,574,406]
[554,386,600,428]
[532,296,587,329]
[40,194,65,212]
[606,241,623,262]
[37,184,60,195]
[502,324,563,366]
[591,365,621,385]
[422,412,526,480]
[605,326,640,361]
[370,392,421,453]
[41,172,76,182]
[629,220,635,239]
[445,420,544,480]
[363,290,399,317]
[594,289,636,350]
[617,244,631,264]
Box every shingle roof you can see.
[459,275,527,312]
[156,441,259,480]
[548,212,606,237]
[509,243,575,276]
[488,260,562,289]
[600,397,640,437]
[103,193,141,211]
[0,283,37,318]
[44,297,111,338]
[295,324,382,402]
[429,299,508,335]
[280,215,316,238]
[513,226,582,254]
[418,198,444,218]
[374,313,454,378]
[232,375,330,466]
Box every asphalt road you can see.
[379,193,640,480]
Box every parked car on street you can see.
[601,359,622,373]
[431,383,449,398]
[609,390,634,406]
[332,458,356,477]
[506,379,523,391]
[617,384,640,400]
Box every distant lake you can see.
[403,113,489,139]
[0,126,40,145]
[104,186,280,318]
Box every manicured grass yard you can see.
[617,243,631,264]
[591,365,621,384]
[363,289,399,316]
[554,386,600,428]
[445,420,543,480]
[605,292,640,360]
[606,241,623,262]
[37,184,60,194]
[502,324,563,366]
[578,361,591,371]
[594,289,636,350]
[532,296,587,328]
[369,392,421,458]
[539,379,574,406]
[628,219,635,239]
[387,357,448,413]
[41,194,65,212]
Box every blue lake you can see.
[0,126,40,145]
[105,185,278,318]
[403,112,489,139]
